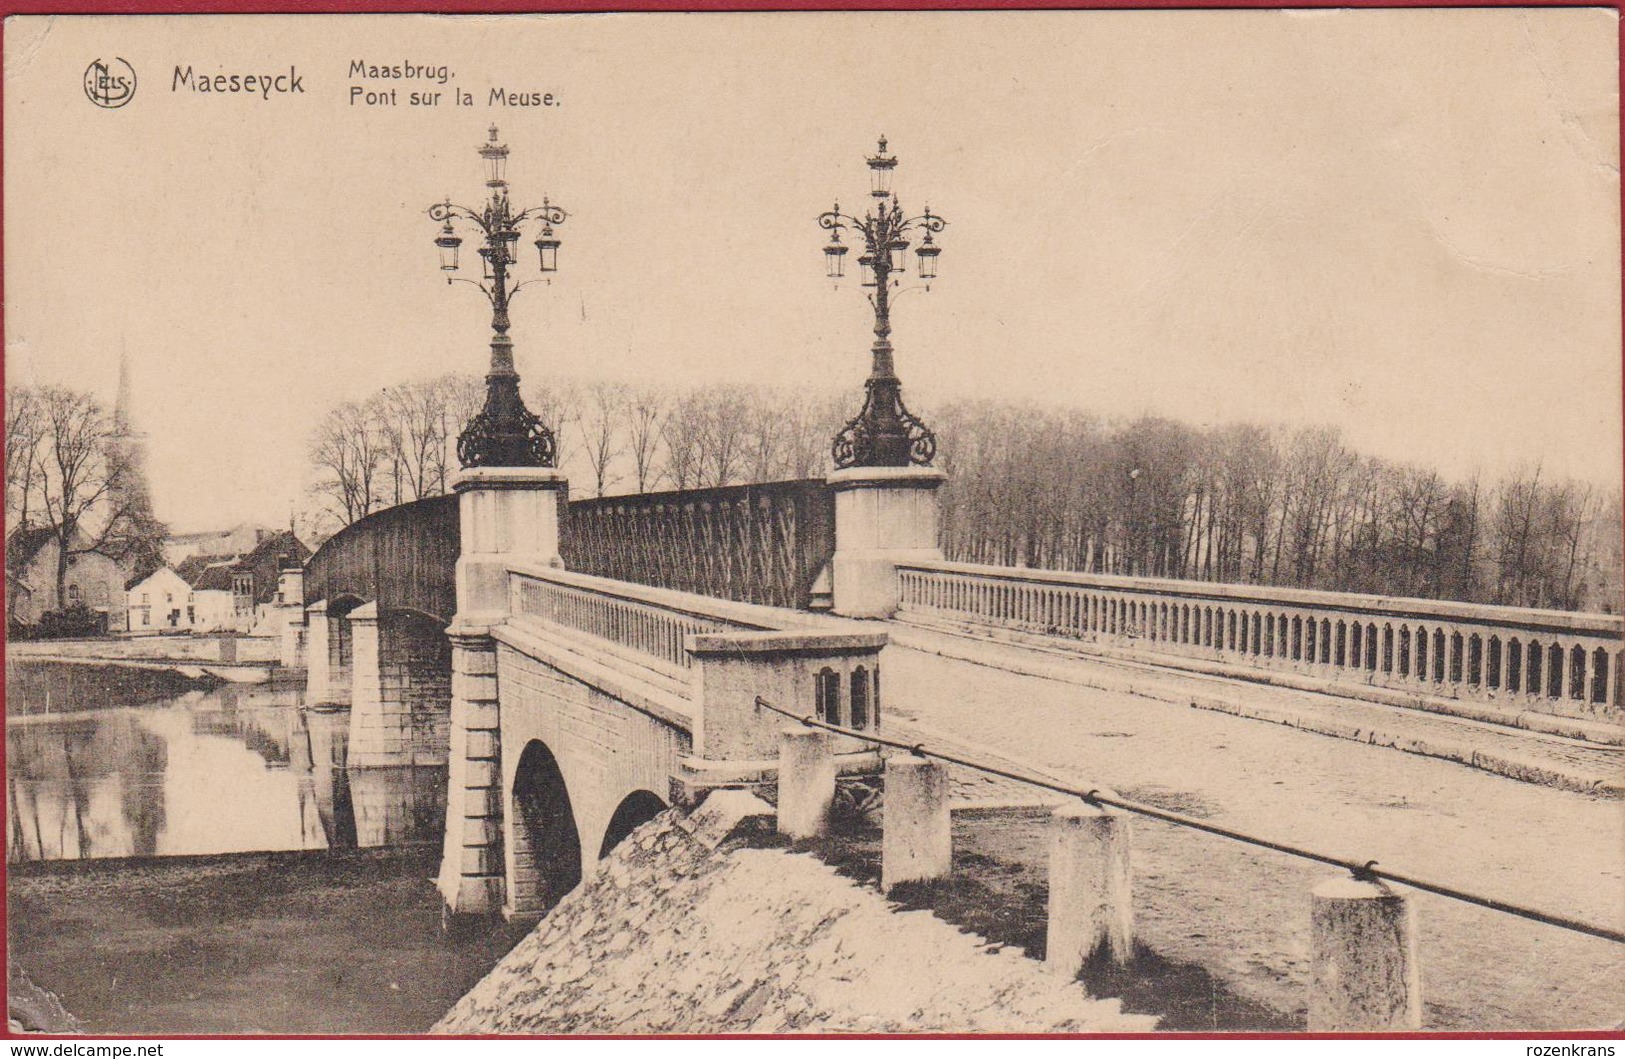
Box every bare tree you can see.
[781,390,849,480]
[5,385,45,532]
[1491,463,1544,607]
[431,373,486,494]
[742,390,790,484]
[32,387,130,606]
[696,386,752,488]
[578,382,629,498]
[377,379,455,505]
[661,391,707,491]
[308,400,385,526]
[624,386,667,493]
[527,380,582,475]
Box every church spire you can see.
[107,343,165,569]
[114,340,133,433]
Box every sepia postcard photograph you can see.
[2,6,1621,1040]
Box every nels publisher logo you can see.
[83,58,137,108]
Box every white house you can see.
[125,567,195,634]
[186,559,239,632]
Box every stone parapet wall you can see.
[900,560,1624,723]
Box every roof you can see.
[123,559,168,592]
[6,526,58,574]
[174,555,215,586]
[190,561,239,593]
[232,530,311,605]
[234,529,310,573]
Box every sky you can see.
[4,9,1620,532]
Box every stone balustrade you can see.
[898,560,1624,721]
[508,561,763,683]
[503,561,886,756]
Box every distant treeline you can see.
[933,404,1621,614]
[305,374,1622,613]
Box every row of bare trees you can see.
[306,375,486,526]
[5,385,166,607]
[936,403,1621,613]
[304,377,1620,613]
[305,373,852,531]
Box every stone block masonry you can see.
[349,605,453,768]
[437,630,506,917]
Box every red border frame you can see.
[1,0,1621,1043]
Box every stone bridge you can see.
[280,461,1623,927]
[294,493,460,767]
[283,464,927,922]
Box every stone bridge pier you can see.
[348,604,452,768]
[303,597,361,708]
[295,595,454,769]
[436,466,570,919]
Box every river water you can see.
[6,662,447,863]
[6,661,531,1035]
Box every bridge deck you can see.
[881,624,1624,1030]
[889,622,1623,788]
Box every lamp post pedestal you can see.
[828,465,945,619]
[451,466,569,622]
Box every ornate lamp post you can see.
[429,125,568,468]
[819,137,948,469]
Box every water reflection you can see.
[6,664,445,863]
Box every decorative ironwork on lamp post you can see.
[819,136,947,469]
[429,125,568,468]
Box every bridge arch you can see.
[598,789,668,860]
[510,740,583,917]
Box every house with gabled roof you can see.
[125,566,195,634]
[169,529,311,633]
[185,558,240,632]
[231,530,311,633]
[6,523,132,631]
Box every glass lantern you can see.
[479,125,509,187]
[887,237,910,273]
[435,222,462,271]
[858,252,876,288]
[867,136,897,198]
[535,226,560,272]
[915,232,940,280]
[498,227,521,264]
[824,234,848,279]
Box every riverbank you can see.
[8,637,282,687]
[8,635,281,665]
[8,846,529,1034]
